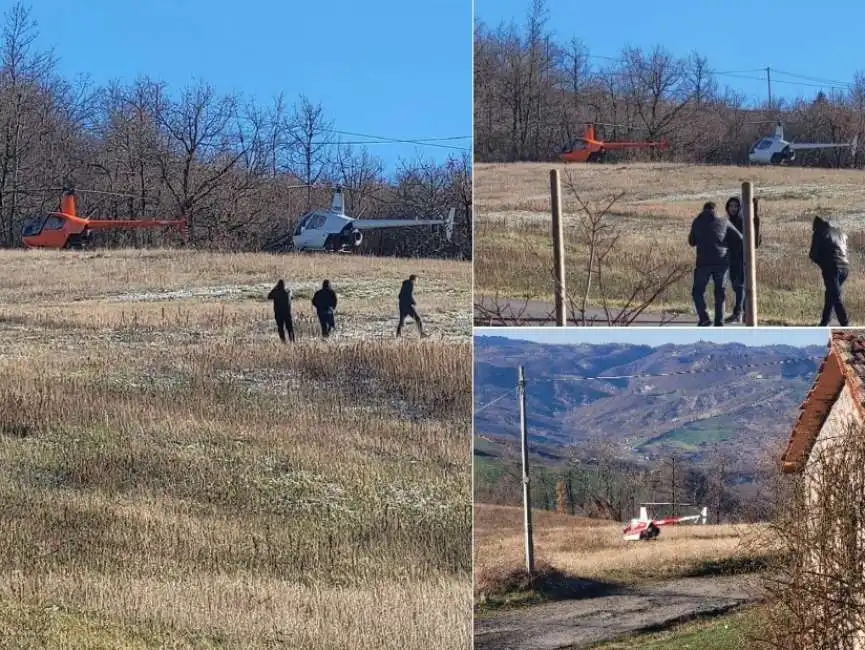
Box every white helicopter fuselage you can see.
[292,210,360,252]
[748,136,796,164]
[748,123,857,165]
[291,187,455,252]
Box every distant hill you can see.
[474,335,825,466]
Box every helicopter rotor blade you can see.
[7,187,137,198]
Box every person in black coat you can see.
[311,279,338,337]
[396,274,427,337]
[267,279,295,342]
[723,196,762,323]
[810,216,850,326]
[688,201,743,326]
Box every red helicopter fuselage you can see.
[559,124,668,163]
[22,190,187,249]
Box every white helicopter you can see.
[622,503,708,541]
[748,121,858,165]
[291,186,455,252]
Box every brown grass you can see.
[474,504,768,605]
[475,162,865,324]
[0,249,472,648]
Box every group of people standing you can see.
[688,196,850,326]
[266,275,427,342]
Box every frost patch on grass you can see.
[102,285,258,302]
[215,369,304,395]
[380,484,457,515]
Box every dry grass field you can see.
[0,249,472,648]
[474,504,767,601]
[475,162,865,324]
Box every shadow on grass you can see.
[683,553,776,578]
[475,561,629,612]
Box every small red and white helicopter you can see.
[291,186,455,252]
[748,121,858,165]
[623,503,708,541]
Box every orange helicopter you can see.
[21,187,188,249]
[559,123,669,163]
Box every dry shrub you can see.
[475,560,565,597]
[758,418,865,649]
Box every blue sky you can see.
[475,0,862,105]
[478,328,831,348]
[21,0,471,174]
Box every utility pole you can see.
[518,365,535,576]
[550,169,566,326]
[671,456,677,517]
[742,182,758,326]
[766,67,772,108]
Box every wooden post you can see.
[518,365,535,576]
[550,169,566,326]
[741,182,758,326]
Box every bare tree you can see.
[290,95,332,210]
[758,420,865,649]
[0,2,55,245]
[333,143,384,217]
[563,172,688,325]
[157,81,250,241]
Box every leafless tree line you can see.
[475,0,865,167]
[0,4,471,257]
[476,441,772,524]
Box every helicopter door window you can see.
[43,215,64,230]
[756,138,773,150]
[308,214,327,230]
[22,216,46,236]
[294,216,310,236]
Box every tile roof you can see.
[781,331,865,473]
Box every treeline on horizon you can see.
[475,445,780,524]
[0,4,472,257]
[474,0,865,168]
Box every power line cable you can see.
[475,389,516,414]
[323,129,472,150]
[539,356,824,383]
[312,139,470,151]
[582,53,854,92]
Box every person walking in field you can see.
[267,279,295,343]
[723,196,762,323]
[396,274,427,338]
[312,279,338,337]
[688,201,743,326]
[810,215,850,326]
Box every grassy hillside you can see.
[475,161,865,324]
[475,503,770,607]
[0,249,472,648]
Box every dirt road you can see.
[474,574,760,650]
[473,295,844,327]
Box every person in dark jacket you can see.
[267,279,294,342]
[396,274,427,337]
[311,279,338,337]
[810,216,850,326]
[723,196,762,323]
[688,201,743,326]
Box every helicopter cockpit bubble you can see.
[22,215,47,237]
